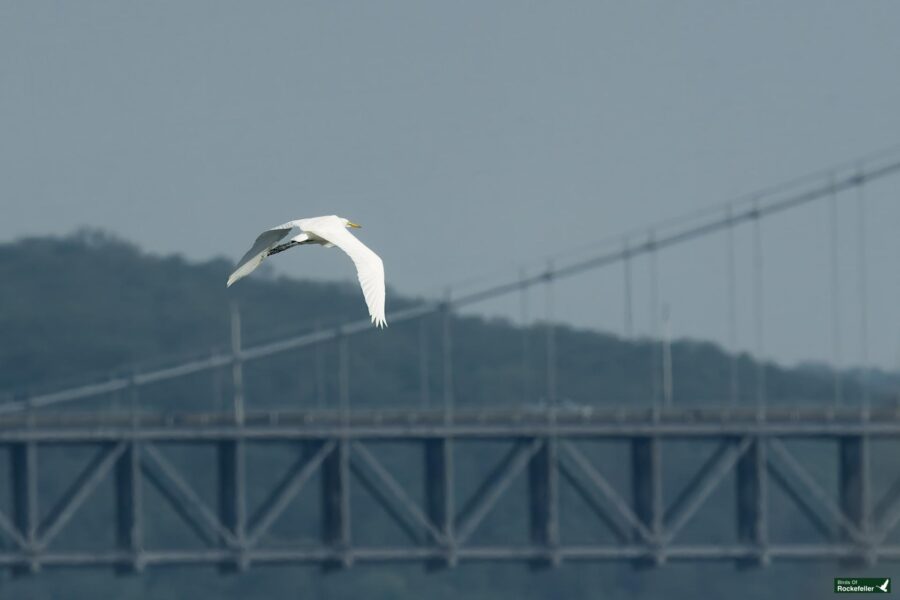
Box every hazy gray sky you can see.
[2,2,899,369]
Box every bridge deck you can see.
[1,406,898,441]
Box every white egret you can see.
[227,215,387,328]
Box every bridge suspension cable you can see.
[4,153,900,414]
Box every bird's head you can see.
[340,217,362,229]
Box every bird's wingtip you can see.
[226,271,242,287]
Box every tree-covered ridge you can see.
[0,230,400,396]
[0,231,893,410]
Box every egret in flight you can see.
[227,215,387,328]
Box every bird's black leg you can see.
[267,241,299,256]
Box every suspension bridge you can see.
[1,151,899,572]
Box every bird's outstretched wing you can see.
[304,222,386,327]
[227,226,293,287]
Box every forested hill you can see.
[0,230,891,408]
[0,230,410,396]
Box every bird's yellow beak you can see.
[347,221,362,228]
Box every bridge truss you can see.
[1,407,899,572]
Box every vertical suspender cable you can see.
[829,173,843,406]
[545,261,557,405]
[230,302,244,425]
[648,230,661,409]
[212,348,224,413]
[855,171,870,415]
[726,205,739,406]
[520,269,530,406]
[314,320,325,410]
[662,304,673,408]
[752,198,766,414]
[442,289,454,422]
[623,238,634,338]
[338,328,349,421]
[419,313,430,409]
[130,368,140,429]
